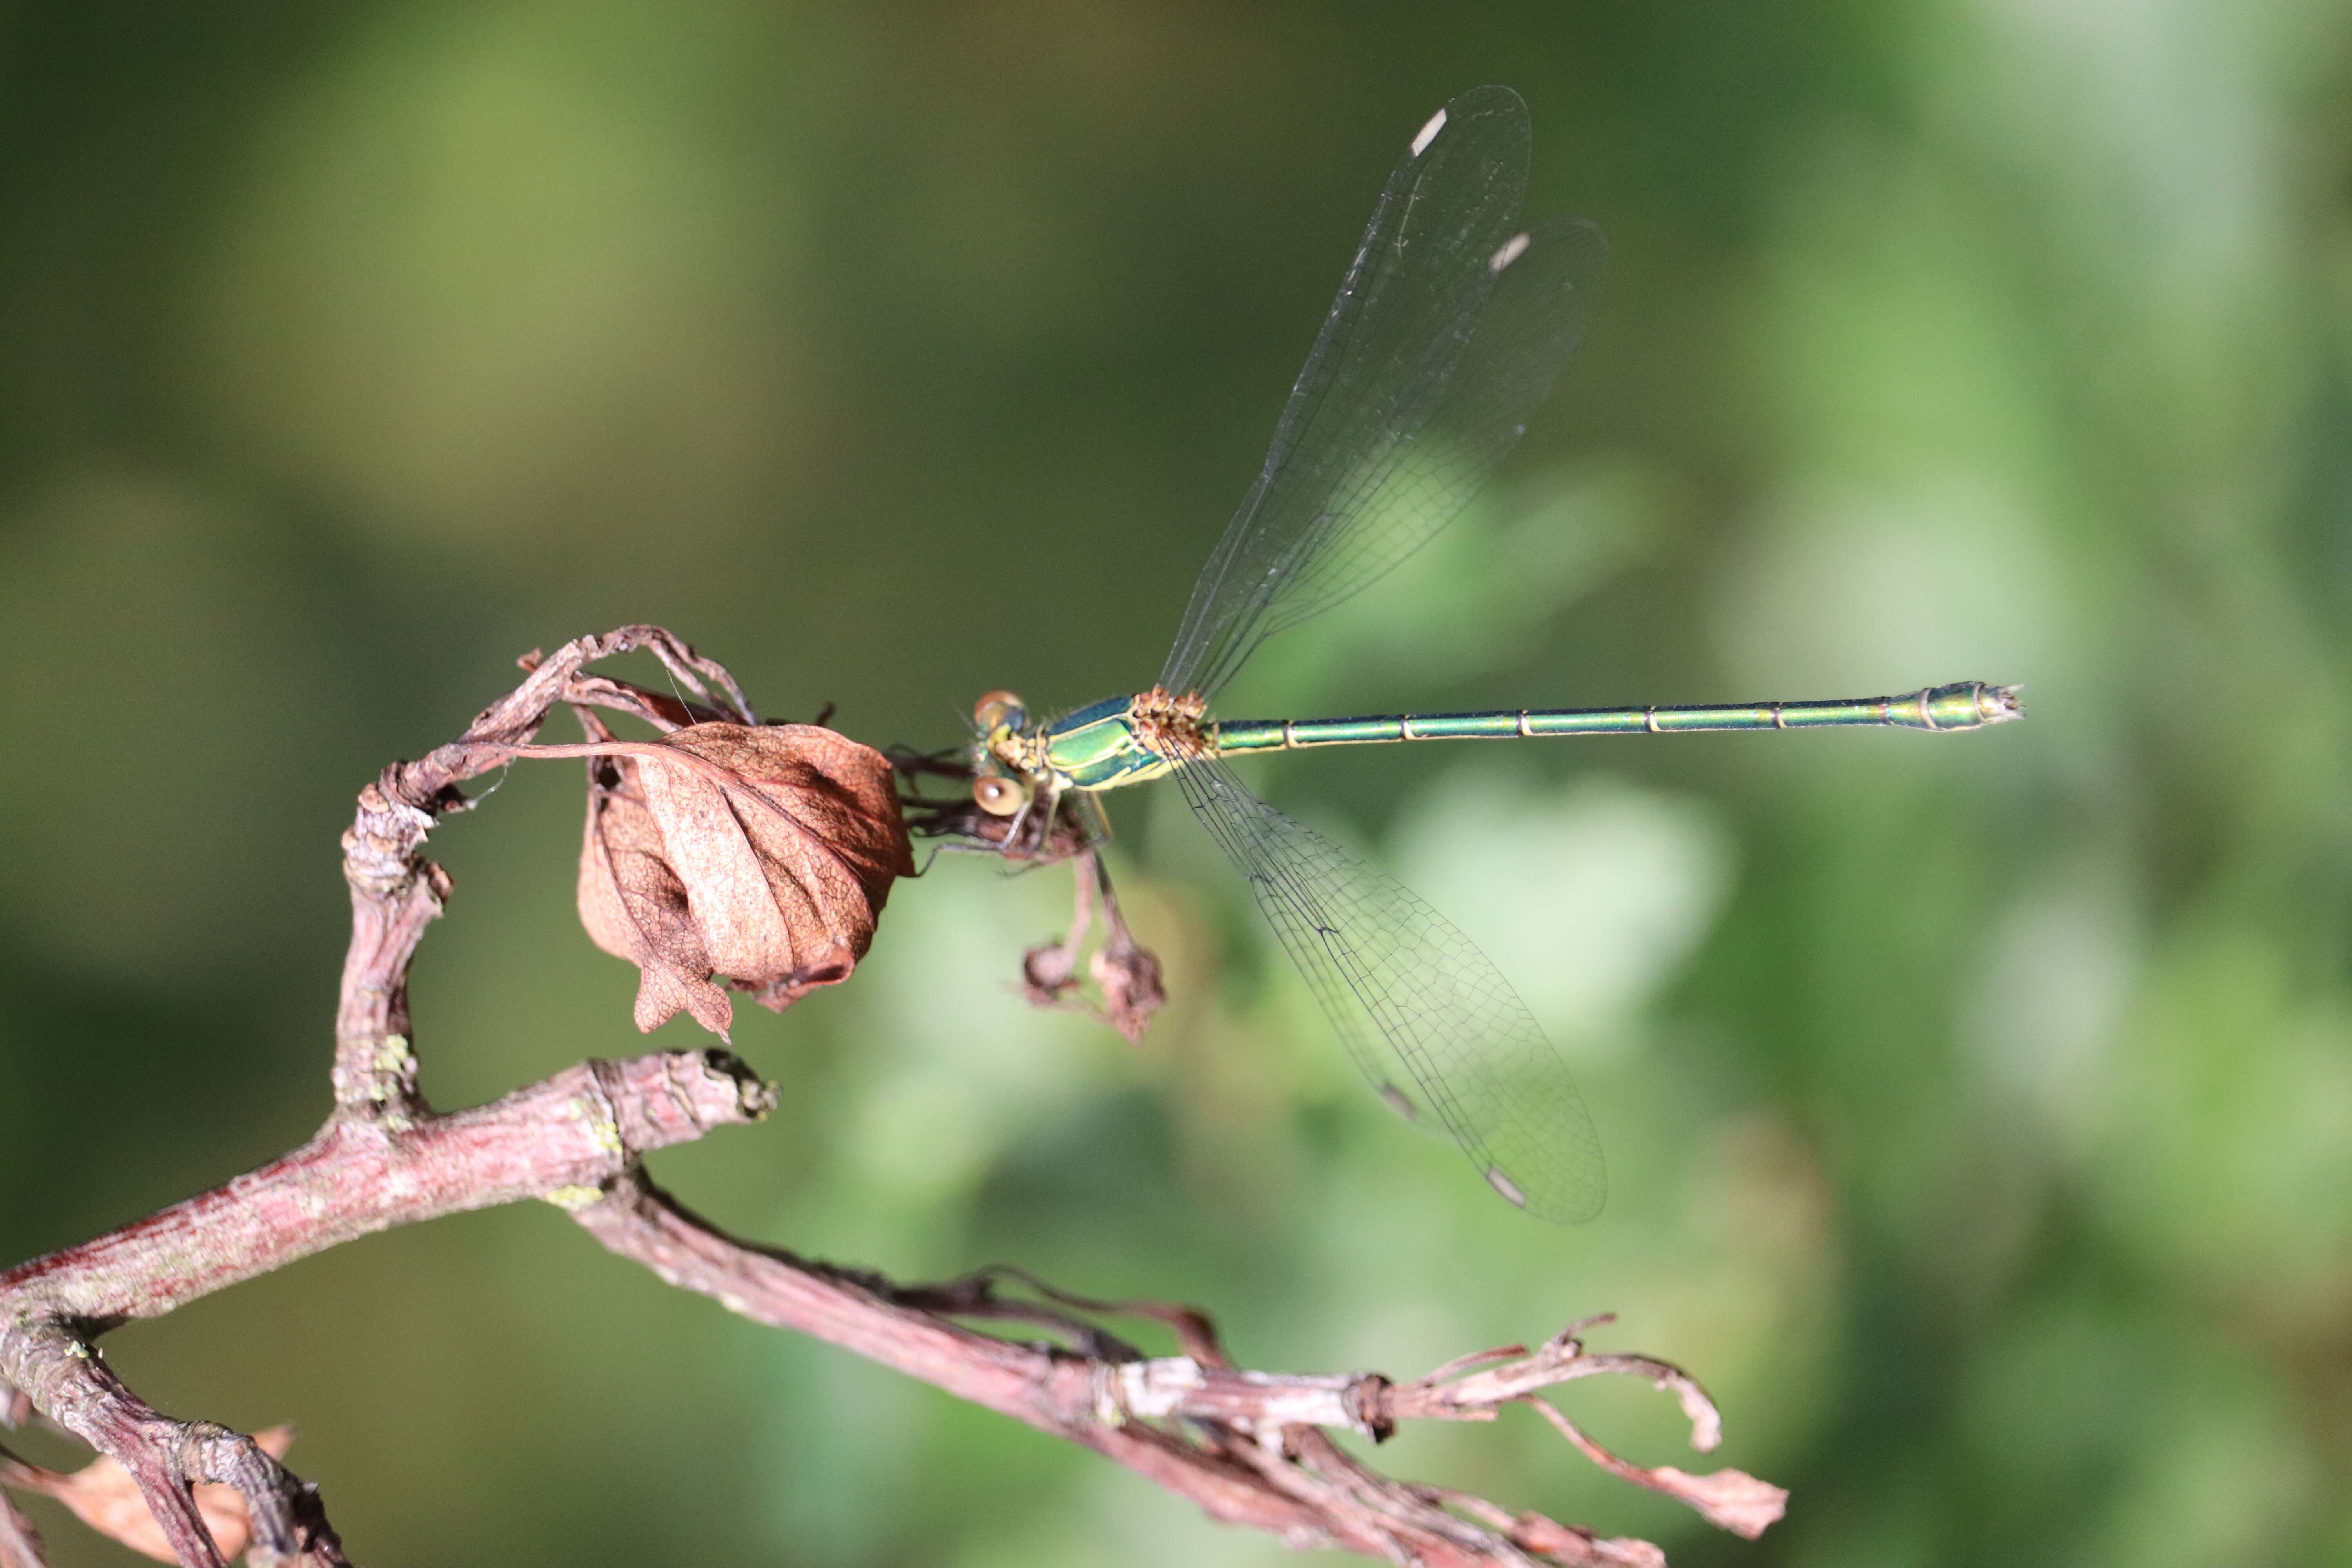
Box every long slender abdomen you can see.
[1211,682,2022,753]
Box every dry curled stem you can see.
[0,628,1784,1566]
[1018,846,1167,1043]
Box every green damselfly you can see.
[957,87,2020,1223]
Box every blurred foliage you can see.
[5,1,2352,1564]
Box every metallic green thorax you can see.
[991,682,2021,797]
[1037,695,1189,791]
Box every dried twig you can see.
[0,628,1784,1566]
[0,1484,45,1568]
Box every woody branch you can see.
[0,627,1781,1568]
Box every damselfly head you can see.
[972,772,1027,817]
[972,690,1028,735]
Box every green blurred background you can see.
[5,1,2350,1564]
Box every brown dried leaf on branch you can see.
[0,1426,293,1564]
[579,722,915,1036]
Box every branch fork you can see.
[0,627,1784,1566]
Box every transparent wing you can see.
[1169,753,1606,1223]
[1159,86,1606,701]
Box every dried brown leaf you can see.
[579,723,913,1034]
[580,754,732,1034]
[8,1426,294,1564]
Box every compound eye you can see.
[973,775,1026,816]
[973,690,1027,733]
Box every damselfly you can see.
[955,86,2019,1222]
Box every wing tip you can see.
[1410,106,1447,158]
[1486,1157,1609,1224]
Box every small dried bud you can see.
[1022,939,1082,1006]
[578,722,914,1035]
[1091,936,1165,1045]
